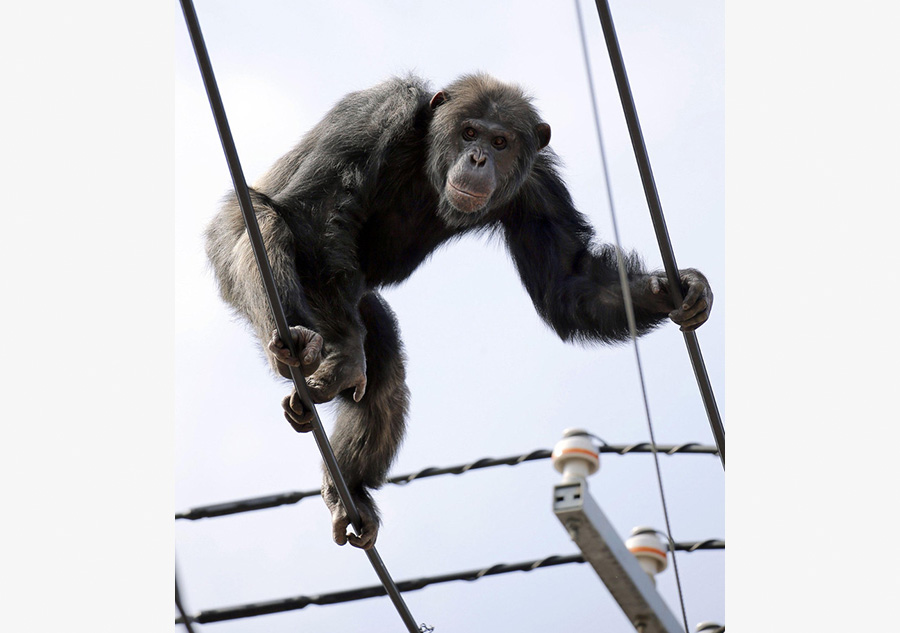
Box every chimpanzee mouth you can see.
[447,182,489,213]
[448,182,487,199]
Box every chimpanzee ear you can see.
[535,122,551,149]
[430,91,447,110]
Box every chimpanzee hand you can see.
[639,268,713,332]
[268,326,323,432]
[268,325,324,379]
[269,327,367,432]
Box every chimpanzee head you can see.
[426,73,551,227]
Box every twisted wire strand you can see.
[176,443,718,521]
[670,539,724,552]
[175,542,723,625]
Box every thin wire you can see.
[177,2,422,630]
[574,1,690,630]
[175,562,197,633]
[175,442,719,521]
[588,0,725,468]
[175,543,724,625]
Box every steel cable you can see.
[176,443,718,521]
[573,1,703,629]
[177,2,423,629]
[588,0,726,467]
[175,542,722,625]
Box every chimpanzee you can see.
[205,73,712,550]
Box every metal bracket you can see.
[553,481,684,633]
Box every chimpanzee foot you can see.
[280,351,368,433]
[306,351,368,404]
[328,495,380,550]
[281,391,313,432]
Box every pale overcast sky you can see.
[173,1,724,631]
[5,2,900,632]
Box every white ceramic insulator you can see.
[626,527,668,584]
[551,428,600,482]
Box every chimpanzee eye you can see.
[492,136,507,150]
[463,127,477,140]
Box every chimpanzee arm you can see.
[205,189,316,355]
[501,156,712,344]
[205,187,367,403]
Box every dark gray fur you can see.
[205,72,712,549]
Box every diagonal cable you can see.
[574,1,692,629]
[175,562,197,633]
[589,0,725,468]
[177,2,423,630]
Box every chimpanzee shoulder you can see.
[257,74,434,201]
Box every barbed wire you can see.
[176,541,722,625]
[176,443,718,521]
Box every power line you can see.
[574,0,712,628]
[177,1,422,630]
[175,542,723,625]
[176,1,723,629]
[675,539,724,553]
[176,443,719,521]
[588,0,726,467]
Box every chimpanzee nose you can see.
[469,150,487,167]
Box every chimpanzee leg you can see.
[322,290,410,550]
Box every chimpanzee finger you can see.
[679,296,709,321]
[347,528,377,550]
[282,392,313,432]
[267,326,324,373]
[283,412,312,433]
[345,504,379,550]
[293,327,324,375]
[289,390,313,419]
[268,330,301,367]
[284,411,312,433]
[679,309,709,331]
[681,281,705,311]
[668,305,704,326]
